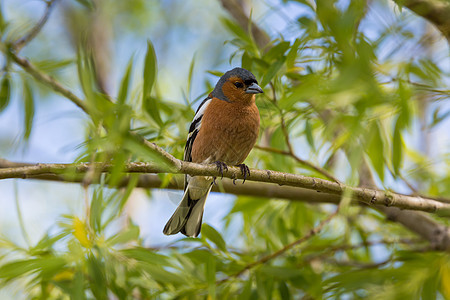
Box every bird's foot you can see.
[236,164,250,184]
[214,161,228,179]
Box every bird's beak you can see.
[245,82,264,94]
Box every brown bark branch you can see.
[0,154,449,215]
[393,0,450,42]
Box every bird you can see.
[163,67,263,237]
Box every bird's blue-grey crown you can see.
[211,67,259,102]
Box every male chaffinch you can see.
[163,67,263,237]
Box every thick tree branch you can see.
[0,152,449,215]
[0,159,342,205]
[393,0,450,42]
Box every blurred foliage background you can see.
[0,0,449,298]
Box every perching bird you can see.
[163,67,263,237]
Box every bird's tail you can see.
[163,185,212,237]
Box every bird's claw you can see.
[236,164,250,184]
[214,161,228,179]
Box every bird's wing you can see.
[183,96,212,188]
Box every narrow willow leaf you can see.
[117,56,134,105]
[305,119,315,151]
[238,276,253,300]
[241,51,252,70]
[75,0,95,10]
[441,263,450,300]
[221,18,252,46]
[392,118,403,175]
[142,40,162,125]
[143,40,157,101]
[71,271,86,300]
[278,281,291,299]
[201,224,227,252]
[0,259,39,279]
[206,70,224,77]
[33,59,73,73]
[261,57,286,87]
[0,5,6,33]
[206,255,216,299]
[264,41,290,62]
[187,54,195,100]
[121,248,171,266]
[22,80,35,140]
[367,122,385,181]
[107,224,139,246]
[89,189,104,234]
[286,38,301,70]
[87,255,107,300]
[0,75,11,113]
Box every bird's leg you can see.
[236,164,250,184]
[214,161,228,179]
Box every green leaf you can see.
[221,18,252,46]
[206,255,216,299]
[206,70,223,77]
[242,51,253,70]
[278,281,291,299]
[187,54,196,101]
[29,232,70,255]
[22,80,35,140]
[75,0,95,10]
[142,40,162,126]
[87,255,107,300]
[260,57,286,87]
[117,56,134,105]
[0,5,7,33]
[107,223,139,246]
[201,224,227,252]
[304,119,315,151]
[89,189,104,233]
[286,39,301,70]
[263,41,290,62]
[367,122,385,181]
[121,248,171,266]
[259,265,302,279]
[71,270,86,300]
[33,59,73,73]
[0,75,11,113]
[140,264,186,284]
[392,117,403,175]
[0,259,40,279]
[0,257,66,281]
[238,275,253,300]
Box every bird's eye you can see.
[234,82,244,88]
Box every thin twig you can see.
[13,180,31,247]
[217,209,339,284]
[255,145,341,183]
[12,0,59,52]
[267,83,342,184]
[322,256,393,269]
[10,52,88,112]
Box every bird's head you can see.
[210,68,263,103]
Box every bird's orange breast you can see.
[191,97,260,165]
